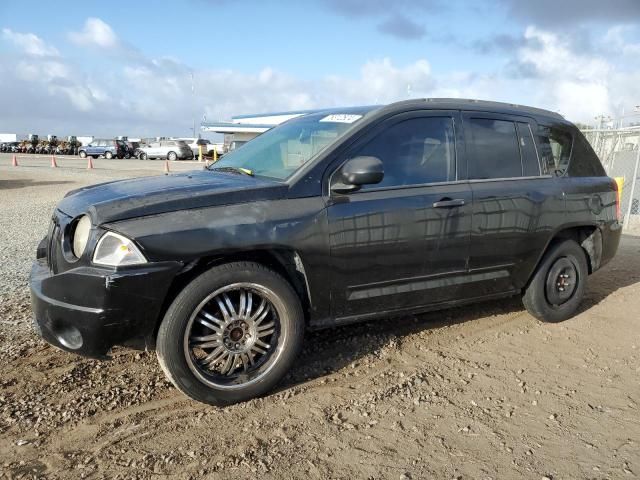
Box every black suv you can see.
[30,99,621,405]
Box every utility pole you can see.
[593,114,612,160]
[191,72,196,138]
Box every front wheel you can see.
[105,151,113,159]
[140,152,148,160]
[156,262,304,406]
[79,150,87,158]
[522,239,588,323]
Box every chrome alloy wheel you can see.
[183,283,286,390]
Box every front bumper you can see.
[30,257,182,358]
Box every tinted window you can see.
[568,133,606,177]
[355,116,456,189]
[517,122,540,176]
[468,118,521,179]
[537,125,572,176]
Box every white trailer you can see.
[0,133,17,143]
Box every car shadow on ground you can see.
[0,179,75,190]
[278,295,525,391]
[278,242,640,392]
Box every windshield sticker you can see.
[319,114,362,124]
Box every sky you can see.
[1,0,640,137]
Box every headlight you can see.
[72,215,92,258]
[93,231,147,266]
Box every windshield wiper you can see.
[209,166,254,176]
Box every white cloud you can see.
[68,18,119,49]
[2,18,640,136]
[1,28,59,56]
[512,26,612,119]
[604,26,640,57]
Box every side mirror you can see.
[332,156,384,194]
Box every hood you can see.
[57,170,288,224]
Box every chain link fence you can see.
[583,127,640,233]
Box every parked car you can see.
[1,142,20,153]
[78,139,127,159]
[138,140,193,160]
[179,138,224,158]
[123,141,140,159]
[30,99,621,406]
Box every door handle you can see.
[433,198,465,208]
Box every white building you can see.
[0,133,17,143]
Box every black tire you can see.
[167,151,177,161]
[157,262,304,406]
[140,152,148,160]
[105,151,113,159]
[522,239,588,323]
[125,152,131,159]
[79,150,87,158]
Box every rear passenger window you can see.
[517,123,540,176]
[537,126,572,176]
[467,118,522,179]
[356,116,456,189]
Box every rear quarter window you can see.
[567,132,606,177]
[537,125,572,176]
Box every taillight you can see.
[614,177,624,222]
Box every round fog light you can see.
[54,324,83,350]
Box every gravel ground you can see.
[1,160,639,479]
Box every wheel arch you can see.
[147,248,312,348]
[527,224,602,288]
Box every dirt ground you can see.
[1,163,639,479]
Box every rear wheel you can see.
[167,151,177,161]
[522,239,588,323]
[157,262,304,406]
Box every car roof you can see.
[303,98,566,124]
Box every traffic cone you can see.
[50,155,58,168]
[87,157,94,169]
[164,159,170,173]
[12,155,18,167]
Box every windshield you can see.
[209,112,365,180]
